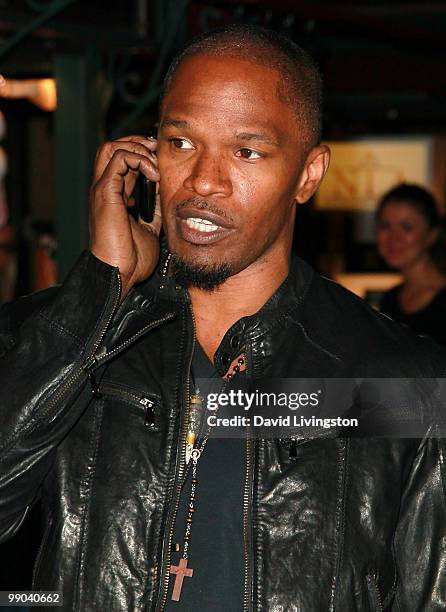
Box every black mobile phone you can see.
[134,126,157,222]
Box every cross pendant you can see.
[170,557,194,601]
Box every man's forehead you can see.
[160,54,301,138]
[165,52,282,92]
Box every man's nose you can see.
[183,150,232,197]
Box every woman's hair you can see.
[377,183,446,271]
[377,183,440,228]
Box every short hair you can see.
[161,24,323,147]
[377,183,440,228]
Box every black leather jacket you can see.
[1,251,445,611]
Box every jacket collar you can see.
[213,255,315,376]
[137,250,315,376]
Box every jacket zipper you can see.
[97,383,156,426]
[243,340,254,612]
[85,313,176,371]
[81,311,174,418]
[367,572,384,612]
[92,272,122,356]
[37,274,174,431]
[157,304,196,611]
[29,273,122,428]
[374,576,384,612]
[141,398,156,427]
[243,437,254,612]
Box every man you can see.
[0,25,445,611]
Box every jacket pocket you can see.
[32,517,53,589]
[97,381,159,429]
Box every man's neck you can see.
[188,255,290,363]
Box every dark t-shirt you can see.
[380,285,446,346]
[165,343,245,611]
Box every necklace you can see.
[169,354,246,602]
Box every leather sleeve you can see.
[0,251,120,543]
[393,438,446,611]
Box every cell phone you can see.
[134,126,157,223]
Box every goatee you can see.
[170,253,233,290]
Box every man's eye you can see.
[237,148,262,160]
[170,138,194,150]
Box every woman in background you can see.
[376,183,446,346]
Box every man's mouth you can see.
[185,217,222,233]
[175,208,235,245]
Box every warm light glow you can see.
[0,76,57,111]
[335,273,402,299]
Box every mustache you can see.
[175,197,234,224]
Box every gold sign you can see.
[316,138,432,210]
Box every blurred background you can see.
[0,0,445,305]
[0,0,445,592]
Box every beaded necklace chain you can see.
[169,354,245,602]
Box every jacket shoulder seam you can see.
[39,310,83,346]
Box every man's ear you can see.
[295,144,330,204]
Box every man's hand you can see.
[89,135,162,301]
